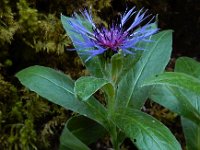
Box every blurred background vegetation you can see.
[0,0,200,149]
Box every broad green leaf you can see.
[16,66,109,129]
[175,57,200,79]
[66,116,107,145]
[149,86,200,125]
[61,14,103,78]
[112,108,181,150]
[175,57,200,150]
[116,30,172,109]
[175,57,200,116]
[60,126,89,150]
[143,71,200,124]
[75,76,113,101]
[181,117,200,150]
[142,72,200,95]
[59,115,106,150]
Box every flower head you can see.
[67,7,158,61]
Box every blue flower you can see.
[67,7,158,61]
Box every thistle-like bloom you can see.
[67,7,158,61]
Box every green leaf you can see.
[142,72,200,95]
[181,117,200,150]
[175,57,200,79]
[116,30,173,109]
[174,57,200,116]
[143,71,200,124]
[75,76,113,101]
[175,57,200,149]
[59,115,106,150]
[149,86,200,125]
[16,66,108,128]
[112,108,181,150]
[61,14,103,78]
[60,126,89,150]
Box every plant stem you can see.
[110,125,120,150]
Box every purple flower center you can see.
[94,26,128,51]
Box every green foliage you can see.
[0,74,38,150]
[0,73,69,149]
[113,108,181,150]
[116,30,172,109]
[16,0,69,54]
[0,0,112,55]
[75,76,113,101]
[59,115,106,150]
[16,65,109,128]
[16,12,184,149]
[143,57,200,150]
[175,57,200,150]
[1,0,194,149]
[0,0,18,46]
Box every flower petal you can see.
[121,7,136,26]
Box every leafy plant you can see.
[144,57,200,150]
[15,7,185,150]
